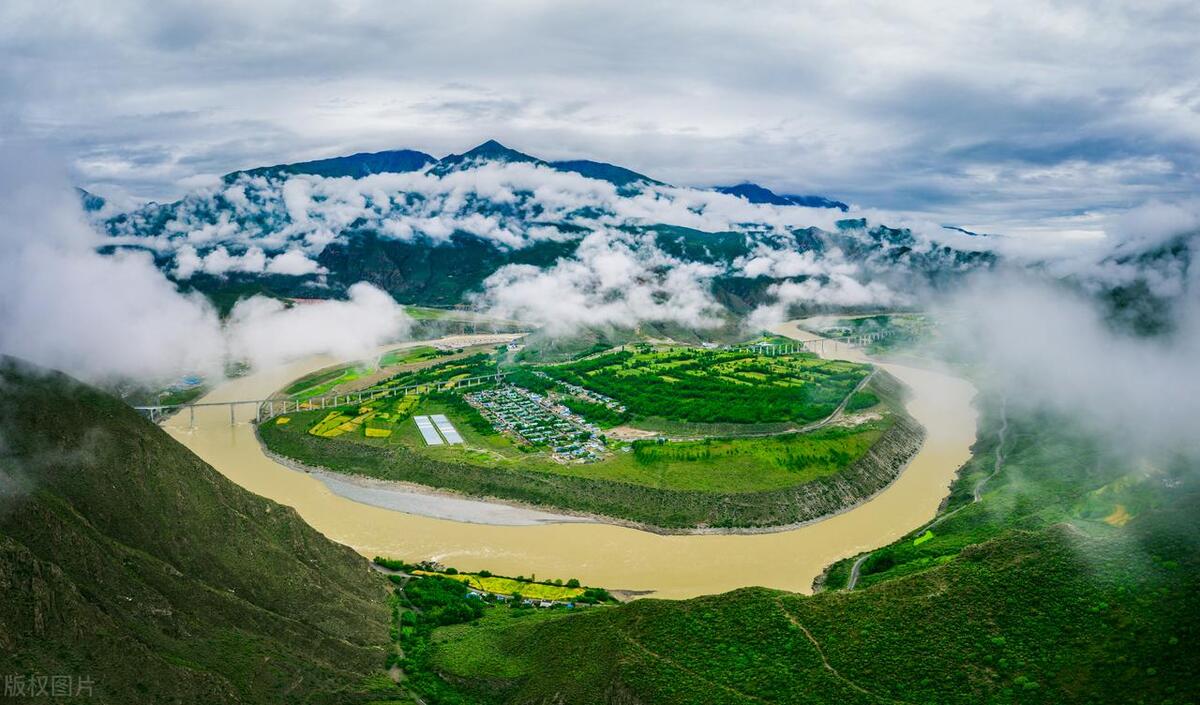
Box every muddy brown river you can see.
[163,325,977,599]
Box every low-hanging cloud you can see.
[941,273,1200,456]
[473,229,726,335]
[225,283,409,369]
[0,146,410,385]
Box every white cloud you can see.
[942,275,1200,455]
[0,146,411,384]
[746,274,906,330]
[107,161,864,278]
[5,1,1197,232]
[265,248,325,276]
[226,282,410,369]
[1105,199,1200,253]
[474,230,726,335]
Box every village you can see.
[463,384,609,463]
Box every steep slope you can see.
[0,358,391,704]
[548,159,662,187]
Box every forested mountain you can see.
[0,358,392,703]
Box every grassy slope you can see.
[0,358,391,704]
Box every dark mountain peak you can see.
[716,182,784,204]
[549,159,663,187]
[76,187,106,212]
[452,140,541,164]
[430,139,544,176]
[714,182,849,212]
[234,149,435,180]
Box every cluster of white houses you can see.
[464,385,608,463]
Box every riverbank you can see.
[162,326,977,599]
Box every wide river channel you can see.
[163,322,977,599]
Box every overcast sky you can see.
[2,0,1198,237]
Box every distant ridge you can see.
[549,159,662,187]
[714,182,848,211]
[216,141,844,209]
[235,148,436,180]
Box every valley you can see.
[159,321,978,599]
[6,8,1199,702]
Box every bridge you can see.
[135,371,508,427]
[728,328,898,356]
[136,328,899,427]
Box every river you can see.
[162,325,977,599]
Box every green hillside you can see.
[0,358,392,704]
[430,519,1198,704]
[420,399,1200,704]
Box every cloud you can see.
[225,282,409,369]
[941,274,1200,455]
[6,1,1198,233]
[103,161,856,280]
[0,145,410,384]
[265,248,325,275]
[746,275,907,331]
[1105,199,1200,253]
[473,229,726,335]
[0,150,227,381]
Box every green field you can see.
[283,363,371,399]
[414,571,587,601]
[267,396,897,494]
[824,313,935,356]
[377,344,443,367]
[259,399,918,529]
[538,346,870,425]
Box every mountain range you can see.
[90,141,996,321]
